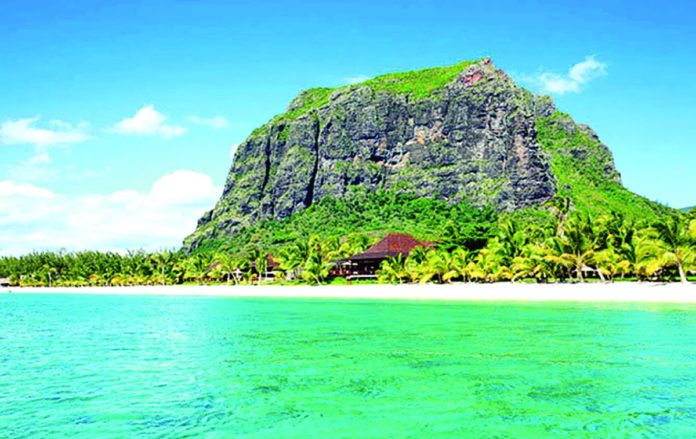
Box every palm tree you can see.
[255,253,269,285]
[404,255,424,283]
[484,221,528,277]
[88,273,103,286]
[41,263,58,287]
[378,255,408,284]
[512,244,552,282]
[300,236,334,285]
[340,234,373,257]
[467,249,503,283]
[301,251,333,285]
[211,253,238,284]
[241,245,263,284]
[595,247,631,282]
[407,246,428,264]
[649,215,695,283]
[418,249,452,284]
[180,254,210,283]
[278,241,309,281]
[479,248,512,282]
[545,214,601,283]
[149,251,174,286]
[443,248,470,283]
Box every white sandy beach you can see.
[2,282,696,303]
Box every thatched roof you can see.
[349,233,432,261]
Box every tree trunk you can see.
[597,268,606,283]
[678,263,688,284]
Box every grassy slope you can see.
[535,111,670,222]
[250,60,480,137]
[278,60,481,121]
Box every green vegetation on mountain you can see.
[186,58,670,254]
[193,188,499,255]
[286,59,480,119]
[355,59,479,98]
[258,59,484,130]
[535,112,668,219]
[283,88,336,120]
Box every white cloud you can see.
[0,170,221,255]
[109,105,186,138]
[344,75,371,85]
[188,115,230,129]
[150,170,220,205]
[0,181,54,198]
[0,117,89,146]
[532,56,607,95]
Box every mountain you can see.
[682,206,694,213]
[185,58,667,251]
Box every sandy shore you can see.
[2,282,696,303]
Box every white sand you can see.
[2,282,696,303]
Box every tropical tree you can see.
[545,214,602,282]
[378,254,408,284]
[443,248,471,282]
[340,234,373,257]
[211,253,240,284]
[277,240,309,281]
[255,252,269,285]
[647,215,695,283]
[488,220,528,268]
[418,249,453,284]
[180,253,211,283]
[595,247,631,282]
[512,243,552,282]
[238,245,267,284]
[301,236,334,285]
[149,250,176,285]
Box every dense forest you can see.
[1,195,694,286]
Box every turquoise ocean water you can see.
[2,293,696,437]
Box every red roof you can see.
[349,233,431,261]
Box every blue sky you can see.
[1,0,695,254]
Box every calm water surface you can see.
[2,293,696,437]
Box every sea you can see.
[2,293,696,437]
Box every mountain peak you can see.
[185,59,666,251]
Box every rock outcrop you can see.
[185,58,625,249]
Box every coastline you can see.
[2,282,696,303]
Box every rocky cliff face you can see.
[185,58,624,249]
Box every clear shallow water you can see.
[2,295,696,438]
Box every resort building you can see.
[336,233,433,279]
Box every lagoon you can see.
[2,293,696,437]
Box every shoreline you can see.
[2,282,696,303]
